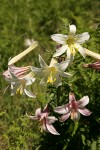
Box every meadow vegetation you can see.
[0,0,100,150]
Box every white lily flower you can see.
[51,24,90,61]
[5,68,36,98]
[31,55,71,87]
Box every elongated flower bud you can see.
[8,41,38,65]
[85,49,100,60]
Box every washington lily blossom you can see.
[3,67,36,98]
[26,105,60,135]
[54,92,92,122]
[51,24,90,62]
[31,55,71,87]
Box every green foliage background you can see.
[0,0,100,150]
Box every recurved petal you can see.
[8,69,18,80]
[53,45,68,57]
[78,108,92,116]
[59,60,70,71]
[39,74,49,85]
[47,116,58,124]
[50,58,57,66]
[39,55,48,68]
[77,96,89,108]
[25,77,35,86]
[53,74,62,87]
[54,105,69,114]
[59,71,71,78]
[69,92,76,102]
[69,25,76,35]
[31,67,43,77]
[60,112,71,122]
[75,32,90,44]
[26,113,38,120]
[35,108,41,117]
[51,34,67,44]
[75,44,86,58]
[42,123,48,132]
[24,89,36,98]
[46,124,60,135]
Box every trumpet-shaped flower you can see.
[31,55,71,87]
[27,105,60,135]
[3,66,36,98]
[54,92,91,122]
[51,25,90,62]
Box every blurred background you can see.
[0,0,100,149]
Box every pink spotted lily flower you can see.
[27,105,60,135]
[54,92,92,122]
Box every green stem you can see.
[56,86,61,106]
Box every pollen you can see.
[47,75,56,84]
[16,88,23,95]
[47,66,56,84]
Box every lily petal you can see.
[76,32,90,44]
[78,108,92,116]
[75,44,86,58]
[51,34,67,44]
[54,104,69,114]
[47,116,58,124]
[66,48,74,62]
[59,60,70,71]
[26,113,38,120]
[39,55,48,68]
[35,108,41,117]
[24,89,36,98]
[50,58,57,66]
[69,92,76,102]
[77,96,89,108]
[46,124,60,135]
[53,45,68,57]
[60,112,71,122]
[31,67,43,76]
[59,71,71,78]
[42,123,48,132]
[54,74,62,87]
[69,25,76,35]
